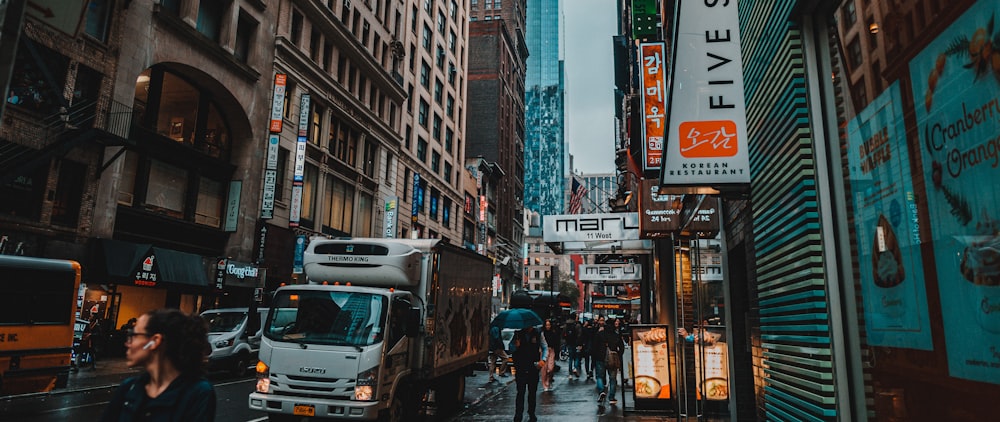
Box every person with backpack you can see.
[592,317,624,406]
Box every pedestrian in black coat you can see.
[511,325,548,422]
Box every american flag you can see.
[568,177,588,214]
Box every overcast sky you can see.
[562,0,618,175]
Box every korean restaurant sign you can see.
[543,213,640,243]
[269,74,286,133]
[641,42,667,172]
[659,0,750,188]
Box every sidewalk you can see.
[63,356,141,393]
[457,368,731,422]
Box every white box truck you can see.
[249,238,493,421]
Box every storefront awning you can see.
[97,239,209,288]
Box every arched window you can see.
[134,67,232,159]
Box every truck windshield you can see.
[204,312,245,332]
[265,290,387,347]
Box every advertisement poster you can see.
[845,82,932,350]
[909,0,1000,383]
[693,340,729,401]
[630,325,672,404]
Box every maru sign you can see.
[659,0,750,187]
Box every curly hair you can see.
[143,308,211,375]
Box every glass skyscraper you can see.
[523,0,565,217]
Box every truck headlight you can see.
[255,361,270,393]
[354,367,378,401]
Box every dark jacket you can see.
[591,323,624,363]
[511,327,546,374]
[563,320,582,348]
[100,373,216,422]
[542,326,560,353]
[580,323,596,355]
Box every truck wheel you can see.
[435,373,466,416]
[232,352,250,377]
[380,384,418,422]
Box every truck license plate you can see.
[293,404,315,416]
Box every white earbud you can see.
[143,341,155,350]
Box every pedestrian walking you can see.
[580,318,596,380]
[487,325,510,382]
[592,317,624,406]
[563,314,583,380]
[540,319,560,391]
[511,324,547,422]
[100,308,216,422]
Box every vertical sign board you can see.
[630,325,673,407]
[261,134,280,219]
[293,235,306,274]
[262,72,286,219]
[269,74,287,133]
[411,173,421,222]
[224,180,242,232]
[289,94,309,228]
[641,42,667,172]
[383,196,397,238]
[659,0,750,188]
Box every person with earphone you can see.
[100,308,216,422]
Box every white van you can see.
[201,307,268,376]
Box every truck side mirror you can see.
[405,308,421,337]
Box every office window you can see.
[448,62,456,84]
[291,10,303,45]
[195,177,224,228]
[446,94,454,118]
[444,127,453,152]
[430,189,439,220]
[843,1,857,26]
[436,45,445,68]
[197,0,226,41]
[438,11,446,33]
[449,30,457,53]
[323,176,354,235]
[234,12,257,63]
[417,137,428,162]
[421,60,431,87]
[444,161,452,184]
[450,0,458,19]
[424,0,432,13]
[423,24,432,50]
[363,140,378,177]
[301,163,318,228]
[432,113,442,140]
[432,151,440,172]
[847,37,862,70]
[418,99,429,127]
[403,168,411,200]
[411,5,417,31]
[51,160,86,227]
[434,79,444,104]
[84,0,111,42]
[146,159,188,217]
[357,191,373,237]
[310,104,324,145]
[310,28,321,61]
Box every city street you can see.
[0,357,721,421]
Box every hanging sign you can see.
[659,0,750,190]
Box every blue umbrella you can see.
[490,308,544,330]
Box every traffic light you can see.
[615,148,628,171]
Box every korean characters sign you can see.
[659,0,750,188]
[641,42,667,172]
